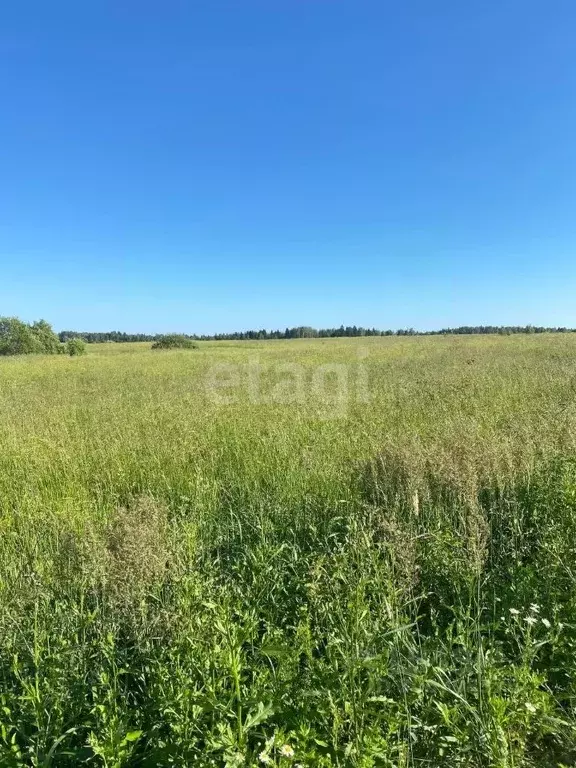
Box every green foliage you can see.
[0,316,41,355]
[65,337,86,356]
[31,319,62,354]
[1,335,576,765]
[60,324,576,343]
[0,316,62,356]
[151,334,198,350]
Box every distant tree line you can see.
[5,317,573,358]
[432,325,576,336]
[59,330,159,343]
[58,324,576,343]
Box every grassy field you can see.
[1,334,576,766]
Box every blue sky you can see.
[1,0,575,333]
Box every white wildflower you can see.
[509,608,520,616]
[542,618,551,629]
[524,616,537,626]
[525,702,537,713]
[530,603,540,613]
[279,744,295,758]
[259,752,271,764]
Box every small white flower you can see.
[525,702,537,713]
[259,752,271,764]
[524,616,537,626]
[542,618,551,629]
[279,744,295,758]
[509,608,520,616]
[530,603,540,613]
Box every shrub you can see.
[0,316,61,356]
[66,337,87,356]
[151,334,198,350]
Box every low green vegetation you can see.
[151,334,199,350]
[66,337,87,356]
[0,334,576,765]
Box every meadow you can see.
[1,334,576,766]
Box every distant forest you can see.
[58,325,576,343]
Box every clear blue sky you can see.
[1,1,575,333]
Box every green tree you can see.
[0,317,42,356]
[31,319,62,354]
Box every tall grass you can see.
[1,335,576,765]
